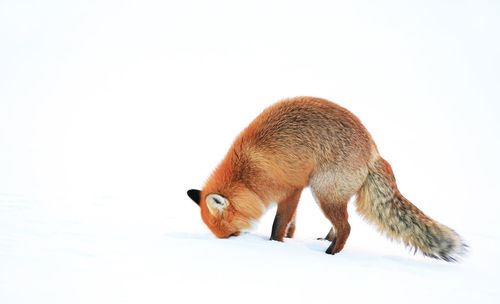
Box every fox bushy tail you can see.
[356,156,467,261]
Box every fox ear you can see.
[187,189,201,205]
[206,193,229,215]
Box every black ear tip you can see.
[187,189,201,205]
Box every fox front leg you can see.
[270,189,302,242]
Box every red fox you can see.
[187,97,467,261]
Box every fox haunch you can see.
[187,97,467,261]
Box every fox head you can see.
[187,186,264,238]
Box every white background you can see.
[1,1,499,303]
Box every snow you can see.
[1,194,499,303]
[1,1,500,303]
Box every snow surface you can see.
[1,1,500,303]
[1,194,499,304]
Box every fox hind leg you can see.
[318,227,336,242]
[310,166,367,254]
[321,199,350,254]
[326,202,351,254]
[311,187,351,254]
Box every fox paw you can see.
[325,237,338,255]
